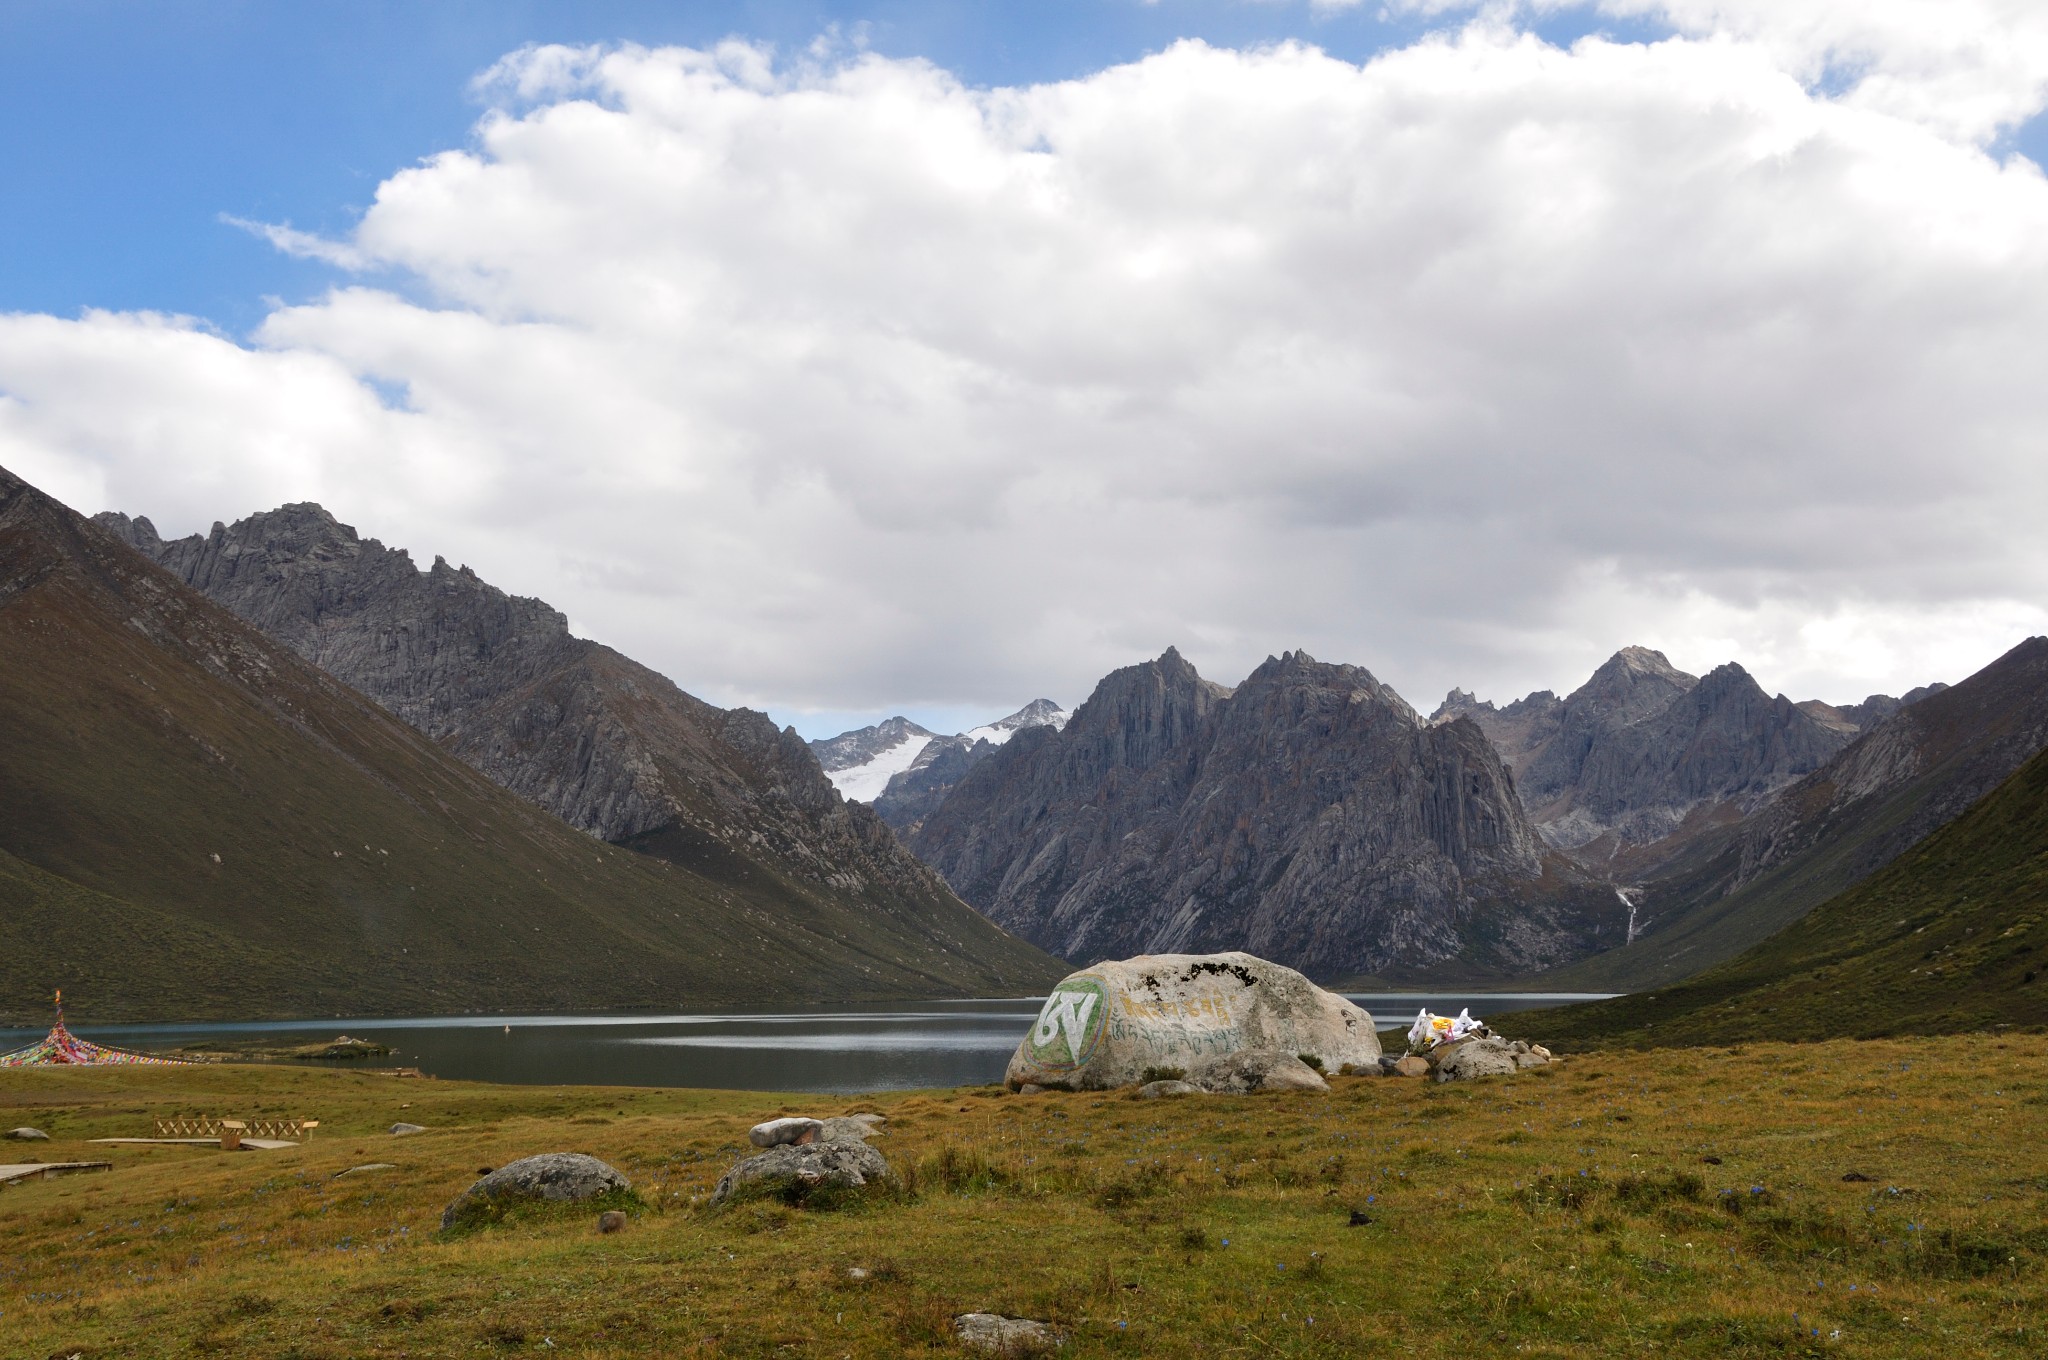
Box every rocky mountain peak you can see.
[1572,646,1698,717]
[1063,647,1227,764]
[901,647,1610,981]
[811,716,938,775]
[1431,687,1491,722]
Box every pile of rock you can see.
[1378,1035,1554,1082]
[711,1112,892,1206]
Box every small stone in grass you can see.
[956,1313,1059,1354]
[389,1122,426,1135]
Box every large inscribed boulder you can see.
[1004,952,1380,1091]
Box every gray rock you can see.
[818,1116,883,1142]
[712,1139,890,1206]
[1138,1080,1199,1099]
[1185,1047,1329,1095]
[440,1153,629,1230]
[1006,952,1378,1091]
[1435,1037,1522,1082]
[4,1127,50,1141]
[1016,1084,1048,1095]
[955,1313,1060,1354]
[749,1117,824,1148]
[389,1122,427,1135]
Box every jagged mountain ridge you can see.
[93,502,1018,934]
[906,648,1624,980]
[1524,635,2048,993]
[2,466,1062,1020]
[1431,646,1926,853]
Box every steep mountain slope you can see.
[870,699,1070,833]
[1435,647,1857,852]
[907,649,1624,980]
[1528,740,2048,1049]
[95,503,987,932]
[2,468,1061,1021]
[1524,636,2048,993]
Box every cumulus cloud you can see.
[4,9,2048,725]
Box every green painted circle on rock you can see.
[1025,975,1109,1071]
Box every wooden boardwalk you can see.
[91,1137,300,1151]
[1,1161,112,1186]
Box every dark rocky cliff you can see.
[907,648,1620,980]
[95,504,990,923]
[1436,646,1856,852]
[1526,636,2048,993]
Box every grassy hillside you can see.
[0,466,1064,1023]
[3,1039,2044,1356]
[1524,637,2048,995]
[1527,741,2048,1050]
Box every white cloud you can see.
[4,13,2048,726]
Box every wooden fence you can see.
[152,1117,317,1140]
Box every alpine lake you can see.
[0,993,1610,1092]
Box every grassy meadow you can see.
[2,1037,2045,1358]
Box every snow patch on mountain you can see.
[963,697,1070,747]
[830,731,935,802]
[812,700,1069,805]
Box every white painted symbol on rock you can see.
[1031,989,1099,1063]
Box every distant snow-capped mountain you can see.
[811,701,1068,807]
[809,716,939,803]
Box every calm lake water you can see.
[0,993,1612,1094]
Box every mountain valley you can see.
[0,470,1064,1021]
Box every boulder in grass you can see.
[1185,1047,1328,1094]
[711,1140,890,1206]
[817,1116,884,1143]
[1139,1079,1200,1099]
[749,1117,823,1148]
[1434,1037,1522,1082]
[1005,952,1380,1092]
[5,1127,50,1141]
[390,1122,426,1135]
[440,1153,630,1231]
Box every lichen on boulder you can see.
[440,1153,632,1233]
[1006,952,1380,1091]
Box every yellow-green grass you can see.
[3,1040,2045,1358]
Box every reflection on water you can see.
[0,992,1611,1094]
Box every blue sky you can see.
[4,2,2048,739]
[0,1,1683,329]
